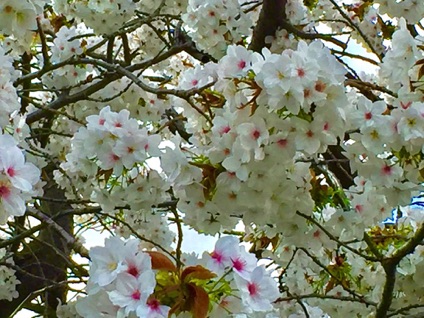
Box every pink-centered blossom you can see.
[108,271,156,316]
[206,236,239,274]
[0,176,25,219]
[234,266,279,312]
[136,298,170,318]
[217,45,260,78]
[0,146,39,191]
[230,247,257,280]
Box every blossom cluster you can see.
[376,0,424,23]
[203,236,279,314]
[3,0,423,316]
[0,46,20,128]
[54,0,168,35]
[72,235,279,317]
[380,18,423,91]
[57,106,175,248]
[50,26,84,63]
[39,24,95,89]
[76,237,160,317]
[53,0,138,34]
[182,0,251,58]
[0,248,20,302]
[0,0,48,46]
[166,41,348,236]
[0,134,40,224]
[60,105,162,178]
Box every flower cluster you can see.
[0,46,20,128]
[57,106,174,247]
[0,248,20,301]
[50,26,84,63]
[0,134,40,224]
[380,18,423,91]
[53,0,136,34]
[74,235,279,317]
[75,237,161,317]
[0,0,48,46]
[168,41,348,235]
[376,0,424,23]
[204,236,279,314]
[61,106,162,177]
[182,0,251,58]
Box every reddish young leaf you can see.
[186,283,210,318]
[146,251,177,272]
[181,265,216,282]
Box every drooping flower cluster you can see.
[0,134,40,224]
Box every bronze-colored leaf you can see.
[181,265,216,282]
[186,283,209,318]
[146,251,177,272]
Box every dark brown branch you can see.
[376,265,397,318]
[375,224,424,318]
[19,52,33,114]
[37,17,51,67]
[121,33,132,64]
[276,292,377,307]
[106,36,115,63]
[322,144,355,189]
[280,20,347,50]
[164,108,192,142]
[248,0,287,52]
[345,78,398,99]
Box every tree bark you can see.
[248,0,287,53]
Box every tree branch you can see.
[248,0,287,52]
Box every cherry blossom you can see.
[89,236,129,286]
[0,147,40,191]
[108,271,156,316]
[234,266,280,312]
[136,298,170,318]
[205,235,239,274]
